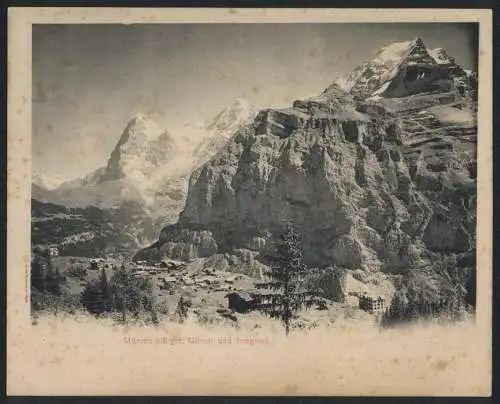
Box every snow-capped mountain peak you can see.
[371,38,418,65]
[205,98,258,132]
[130,111,148,121]
[120,112,162,145]
[89,112,177,188]
[334,37,470,99]
[32,172,68,190]
[428,47,456,65]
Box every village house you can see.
[159,276,177,290]
[358,294,386,314]
[48,246,59,257]
[225,291,255,314]
[194,276,219,286]
[215,284,231,292]
[160,259,186,271]
[182,278,195,286]
[89,258,105,270]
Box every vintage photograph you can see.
[7,8,492,396]
[30,22,479,331]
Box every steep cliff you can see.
[136,38,477,284]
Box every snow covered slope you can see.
[192,98,258,168]
[32,172,68,190]
[336,37,471,100]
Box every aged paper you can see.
[7,8,492,396]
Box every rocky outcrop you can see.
[137,38,477,281]
[309,267,348,303]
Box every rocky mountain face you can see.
[32,101,258,256]
[136,38,477,297]
[149,98,259,225]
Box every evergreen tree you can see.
[109,265,131,323]
[175,296,190,323]
[31,253,46,292]
[254,222,317,335]
[81,279,106,315]
[44,265,65,296]
[107,264,157,323]
[442,258,467,318]
[30,248,65,295]
[99,267,111,312]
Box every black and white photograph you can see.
[7,8,493,396]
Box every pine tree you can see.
[175,296,189,324]
[443,258,467,318]
[107,264,157,323]
[99,267,111,312]
[31,253,46,292]
[44,265,65,296]
[81,279,106,315]
[31,248,65,295]
[254,222,317,335]
[109,265,131,323]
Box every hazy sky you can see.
[32,23,478,179]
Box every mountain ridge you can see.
[32,100,259,255]
[134,37,477,291]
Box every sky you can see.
[32,23,478,180]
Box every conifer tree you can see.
[31,248,65,295]
[99,267,111,312]
[81,279,106,315]
[31,252,46,292]
[106,264,157,323]
[109,264,131,323]
[175,296,189,324]
[254,222,317,335]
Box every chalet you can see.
[90,258,105,270]
[224,275,240,284]
[48,246,59,257]
[158,276,176,290]
[214,284,231,292]
[316,298,329,311]
[160,259,186,271]
[359,294,386,314]
[182,278,195,286]
[195,276,218,286]
[225,292,255,314]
